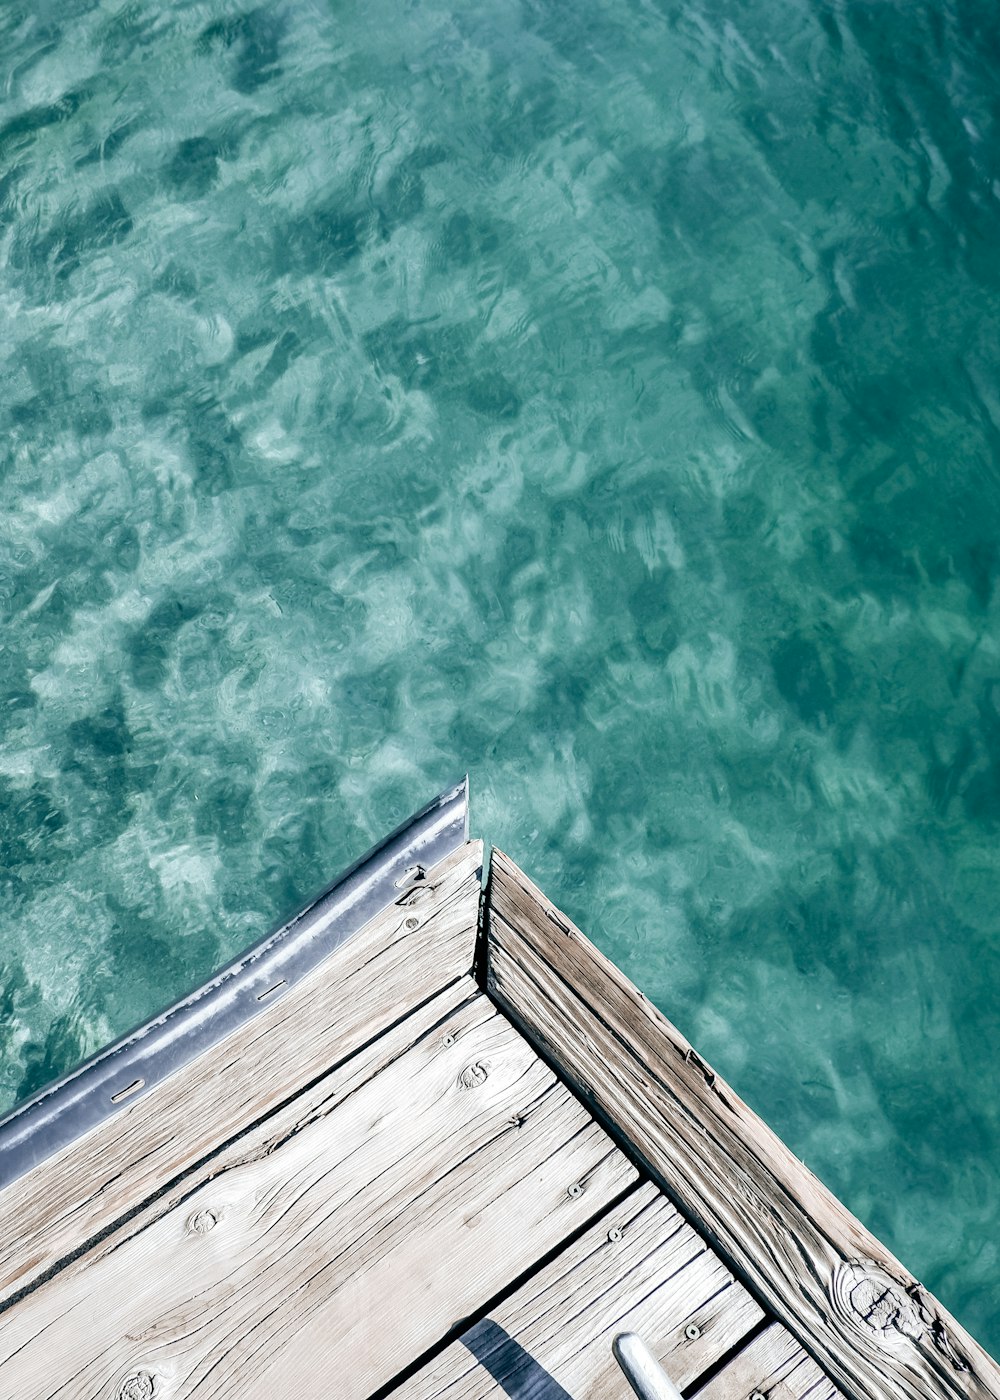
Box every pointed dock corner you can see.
[0,780,996,1400]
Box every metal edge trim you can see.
[0,777,470,1192]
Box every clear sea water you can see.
[1,0,998,1351]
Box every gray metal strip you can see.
[0,777,470,1193]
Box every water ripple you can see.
[0,0,999,1351]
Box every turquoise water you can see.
[1,0,999,1348]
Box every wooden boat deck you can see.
[0,816,997,1400]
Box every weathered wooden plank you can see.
[0,977,638,1399]
[693,1323,842,1400]
[486,849,1000,1400]
[0,839,483,1311]
[393,1180,765,1399]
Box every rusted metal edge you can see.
[0,778,470,1192]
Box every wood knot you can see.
[832,1262,926,1345]
[458,1061,489,1090]
[119,1374,154,1400]
[188,1209,217,1236]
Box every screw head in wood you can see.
[750,1391,767,1400]
[442,1033,455,1047]
[567,1182,585,1199]
[684,1323,702,1340]
[119,1374,153,1400]
[404,916,419,930]
[607,1226,622,1241]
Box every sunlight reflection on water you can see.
[1,0,999,1348]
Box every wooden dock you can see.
[0,792,997,1400]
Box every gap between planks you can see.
[390,1180,766,1400]
[693,1323,843,1400]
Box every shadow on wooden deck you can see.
[463,1319,573,1400]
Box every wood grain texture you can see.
[486,848,1000,1400]
[0,977,637,1399]
[0,839,483,1311]
[393,1181,765,1400]
[693,1323,842,1400]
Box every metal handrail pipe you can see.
[613,1333,686,1400]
